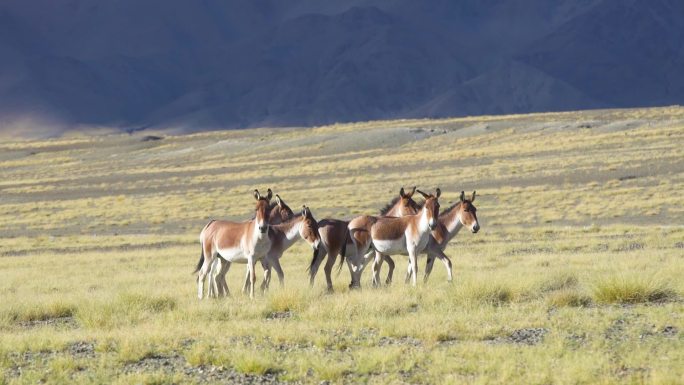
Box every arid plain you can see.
[1,107,683,384]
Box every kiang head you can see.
[299,205,321,251]
[269,194,294,225]
[398,186,421,216]
[253,188,273,233]
[458,191,480,233]
[416,188,441,230]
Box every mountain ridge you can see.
[0,0,681,135]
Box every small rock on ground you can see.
[662,325,678,337]
[66,341,96,358]
[487,328,549,345]
[509,328,548,345]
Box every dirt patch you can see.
[124,354,287,384]
[662,325,678,337]
[6,350,56,378]
[487,328,549,345]
[509,328,548,345]
[141,135,164,142]
[615,365,649,379]
[66,341,96,358]
[265,311,293,320]
[18,316,78,329]
[190,365,284,384]
[615,243,644,252]
[123,354,186,374]
[565,332,587,348]
[604,318,628,341]
[618,175,637,181]
[594,243,610,252]
[505,247,553,256]
[378,336,422,347]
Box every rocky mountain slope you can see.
[0,0,681,135]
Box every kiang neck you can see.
[273,215,302,243]
[442,204,464,242]
[418,207,431,233]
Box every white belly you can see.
[373,236,408,255]
[217,246,246,263]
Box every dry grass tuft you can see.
[592,276,678,304]
[539,272,579,293]
[2,301,76,325]
[76,293,176,329]
[547,289,592,308]
[458,281,516,305]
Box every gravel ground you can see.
[6,342,291,384]
[18,316,78,329]
[123,354,288,384]
[487,328,549,345]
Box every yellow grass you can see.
[1,106,683,384]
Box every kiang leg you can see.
[248,256,257,299]
[408,249,418,286]
[270,255,285,288]
[196,243,215,300]
[322,250,336,292]
[371,251,384,287]
[242,266,251,294]
[260,258,271,293]
[217,259,231,297]
[405,260,413,284]
[425,247,452,283]
[383,255,395,285]
[208,257,219,298]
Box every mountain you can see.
[0,0,681,135]
[517,0,684,107]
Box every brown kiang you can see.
[308,186,422,291]
[196,187,480,298]
[347,189,441,287]
[208,196,321,298]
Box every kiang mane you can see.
[281,212,303,223]
[379,196,401,215]
[439,201,462,217]
[379,196,424,215]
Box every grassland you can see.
[1,107,683,384]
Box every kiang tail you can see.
[337,231,350,273]
[193,247,204,275]
[193,220,214,275]
[307,247,319,274]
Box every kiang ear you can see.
[471,191,476,202]
[460,191,466,202]
[275,194,283,206]
[409,186,417,197]
[301,205,309,217]
[254,189,261,201]
[266,188,273,201]
[435,188,441,199]
[415,189,430,199]
[399,187,406,198]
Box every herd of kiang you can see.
[194,187,480,299]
